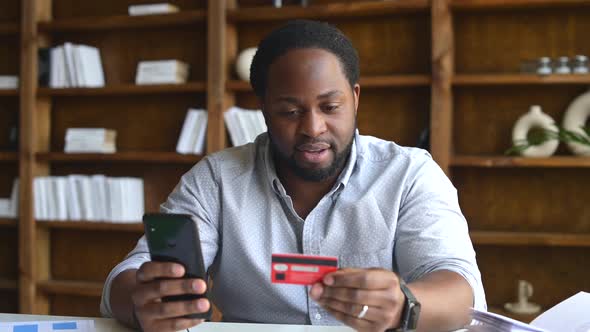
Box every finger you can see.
[133,278,207,305]
[319,298,381,323]
[137,262,185,282]
[145,318,204,332]
[140,298,210,320]
[320,286,392,306]
[324,269,398,290]
[323,306,374,331]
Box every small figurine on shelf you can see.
[235,47,258,82]
[536,57,552,75]
[572,55,589,74]
[504,280,541,315]
[554,56,572,74]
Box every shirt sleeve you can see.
[395,154,487,311]
[100,157,221,317]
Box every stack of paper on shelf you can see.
[64,128,117,153]
[176,109,208,155]
[128,3,179,16]
[224,106,267,147]
[33,175,144,222]
[0,75,18,89]
[135,60,189,85]
[0,179,18,218]
[49,42,105,88]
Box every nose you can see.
[299,109,327,138]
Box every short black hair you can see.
[250,19,360,98]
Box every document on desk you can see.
[468,291,590,332]
[0,320,95,332]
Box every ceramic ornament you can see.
[512,105,559,157]
[563,90,590,156]
[236,47,258,82]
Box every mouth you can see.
[295,142,331,164]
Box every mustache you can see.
[295,139,333,151]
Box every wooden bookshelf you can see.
[0,152,18,162]
[471,231,590,247]
[36,152,202,164]
[228,1,430,22]
[38,10,207,32]
[0,218,17,227]
[0,278,18,291]
[451,0,590,10]
[453,74,590,85]
[38,83,206,96]
[37,280,103,297]
[452,156,590,168]
[0,23,18,35]
[0,89,18,96]
[37,221,143,233]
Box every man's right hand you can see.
[131,261,210,332]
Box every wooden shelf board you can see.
[454,74,590,85]
[471,231,590,247]
[0,22,18,35]
[0,278,18,291]
[227,75,431,91]
[451,0,590,10]
[228,1,430,22]
[0,218,17,227]
[37,280,103,297]
[0,152,18,162]
[452,156,590,168]
[36,151,202,164]
[37,220,144,233]
[38,82,206,96]
[38,10,207,32]
[0,89,18,96]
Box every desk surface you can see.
[0,313,355,332]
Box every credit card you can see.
[271,253,338,285]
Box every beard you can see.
[268,130,355,182]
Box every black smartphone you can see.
[143,213,212,320]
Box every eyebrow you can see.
[273,90,344,104]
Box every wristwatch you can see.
[389,280,420,331]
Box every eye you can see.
[322,104,340,113]
[282,109,302,118]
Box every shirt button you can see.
[315,313,322,320]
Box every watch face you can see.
[408,302,421,328]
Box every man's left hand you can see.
[310,268,406,332]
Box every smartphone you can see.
[143,213,212,320]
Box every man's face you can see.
[262,48,359,182]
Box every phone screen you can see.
[143,213,212,320]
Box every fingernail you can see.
[192,280,202,292]
[173,265,184,276]
[197,299,209,311]
[323,275,333,285]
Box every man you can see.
[101,20,486,332]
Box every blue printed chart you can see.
[0,320,95,332]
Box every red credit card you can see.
[271,253,338,285]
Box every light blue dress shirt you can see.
[101,132,486,325]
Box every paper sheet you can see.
[0,320,95,332]
[531,292,590,332]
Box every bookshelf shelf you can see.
[453,74,590,86]
[36,152,202,164]
[0,23,18,35]
[0,89,18,96]
[37,221,143,233]
[227,75,431,91]
[0,218,17,227]
[451,156,590,168]
[228,1,430,22]
[0,152,18,162]
[37,280,103,297]
[0,278,18,291]
[470,231,590,247]
[451,0,590,10]
[38,10,207,32]
[38,83,207,97]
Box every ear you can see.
[353,83,360,116]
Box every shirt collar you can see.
[262,131,358,197]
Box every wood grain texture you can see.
[37,221,144,233]
[0,23,19,35]
[471,231,590,247]
[49,295,101,317]
[454,74,590,85]
[38,280,103,297]
[475,246,590,310]
[0,278,18,290]
[453,85,589,155]
[51,0,206,19]
[39,83,206,96]
[454,168,590,232]
[37,152,203,164]
[0,218,18,227]
[236,15,431,77]
[454,7,590,73]
[452,156,590,168]
[452,0,590,10]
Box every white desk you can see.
[0,313,355,332]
